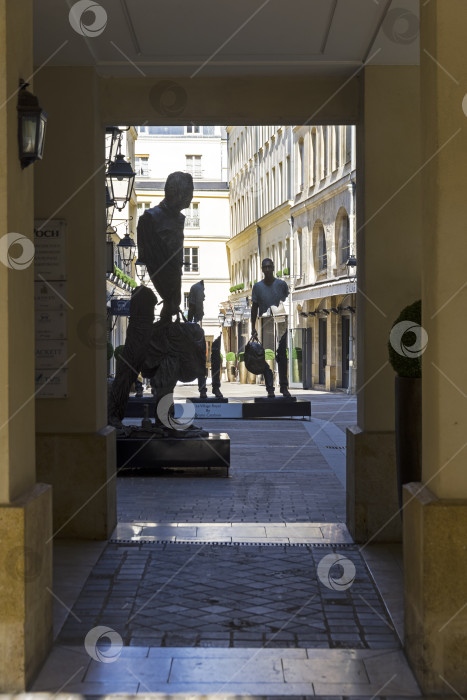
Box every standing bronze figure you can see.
[108,172,208,435]
[251,257,291,398]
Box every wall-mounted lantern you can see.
[17,80,47,169]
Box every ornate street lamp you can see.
[218,311,226,326]
[106,143,136,211]
[224,309,233,327]
[117,233,136,269]
[233,307,244,323]
[346,254,357,281]
[106,184,115,229]
[17,80,47,169]
[106,126,121,164]
[135,259,148,284]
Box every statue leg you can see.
[211,335,223,398]
[152,382,178,428]
[263,361,275,397]
[108,357,137,426]
[198,374,207,398]
[276,331,291,397]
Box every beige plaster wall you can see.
[34,68,107,434]
[420,0,467,498]
[357,66,421,432]
[0,0,36,502]
[99,75,359,127]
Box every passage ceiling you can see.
[34,0,419,78]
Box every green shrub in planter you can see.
[264,349,275,361]
[286,347,302,360]
[226,352,236,362]
[238,352,245,363]
[114,344,125,362]
[387,299,422,377]
[107,342,114,361]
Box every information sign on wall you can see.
[34,219,68,398]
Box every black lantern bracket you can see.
[17,80,48,169]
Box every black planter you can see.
[395,376,422,509]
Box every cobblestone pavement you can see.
[32,392,420,696]
[58,542,399,650]
[117,419,347,523]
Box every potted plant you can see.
[292,346,302,383]
[238,351,247,383]
[387,299,422,508]
[226,351,236,382]
[265,348,275,372]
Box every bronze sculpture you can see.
[108,172,208,436]
[251,257,291,398]
[187,279,224,399]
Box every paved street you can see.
[118,386,354,524]
[33,389,419,697]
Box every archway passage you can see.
[32,120,416,695]
[4,0,466,695]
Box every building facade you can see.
[134,125,230,366]
[225,125,356,392]
[105,126,138,377]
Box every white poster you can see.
[34,220,66,280]
[35,368,68,398]
[35,340,68,369]
[34,281,68,310]
[35,308,67,340]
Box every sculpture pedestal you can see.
[242,398,311,419]
[117,432,230,475]
[175,401,242,419]
[186,396,228,403]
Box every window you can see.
[271,167,276,209]
[186,125,200,134]
[297,230,303,278]
[346,125,352,163]
[183,247,199,272]
[318,227,327,271]
[183,292,190,311]
[311,130,317,184]
[286,156,291,199]
[322,128,328,178]
[298,140,304,190]
[278,162,283,203]
[185,202,199,227]
[186,155,202,178]
[337,211,350,265]
[135,156,149,176]
[334,126,341,170]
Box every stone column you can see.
[0,0,52,689]
[403,0,467,692]
[34,67,116,539]
[346,66,422,541]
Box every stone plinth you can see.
[36,427,116,540]
[117,432,230,473]
[0,483,53,691]
[346,426,401,543]
[403,483,467,693]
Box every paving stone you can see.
[58,542,399,650]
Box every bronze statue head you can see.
[164,171,194,211]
